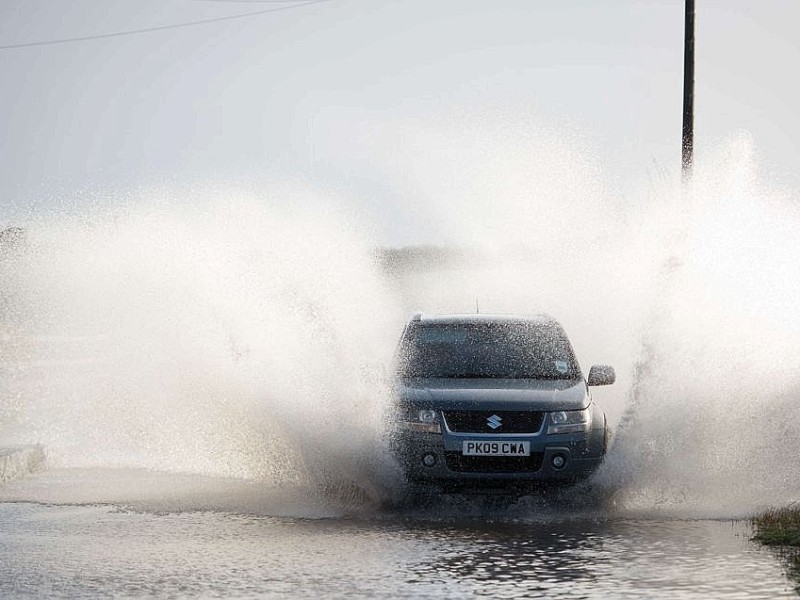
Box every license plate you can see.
[462,440,530,457]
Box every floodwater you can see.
[0,469,797,599]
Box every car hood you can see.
[395,377,588,411]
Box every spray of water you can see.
[0,185,401,506]
[597,134,800,517]
[0,115,797,518]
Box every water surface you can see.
[0,470,795,599]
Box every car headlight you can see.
[395,408,441,434]
[547,407,591,434]
[418,409,437,424]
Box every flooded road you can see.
[0,470,796,599]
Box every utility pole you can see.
[682,0,695,183]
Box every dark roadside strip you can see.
[753,505,800,591]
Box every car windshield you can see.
[396,321,580,380]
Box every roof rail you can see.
[410,312,424,322]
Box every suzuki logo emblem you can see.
[487,414,502,429]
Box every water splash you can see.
[597,134,800,517]
[0,188,400,503]
[0,121,798,518]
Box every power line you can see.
[196,1,315,4]
[0,0,332,51]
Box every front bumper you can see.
[391,419,606,487]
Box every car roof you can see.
[409,312,562,327]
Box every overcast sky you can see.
[1,0,798,244]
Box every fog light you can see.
[552,454,566,469]
[422,453,437,467]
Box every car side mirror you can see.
[587,364,615,386]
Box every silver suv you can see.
[391,313,614,493]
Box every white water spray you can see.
[0,117,797,518]
[0,187,400,502]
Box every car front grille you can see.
[444,452,544,473]
[442,410,544,434]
